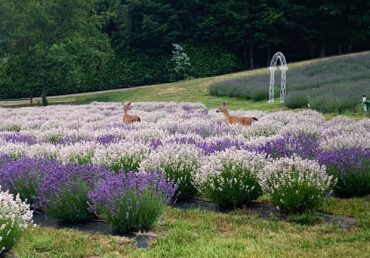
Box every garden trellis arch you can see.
[268,52,288,103]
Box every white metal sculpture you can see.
[268,52,288,103]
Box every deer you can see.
[216,102,258,126]
[122,102,141,123]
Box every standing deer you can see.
[122,102,141,123]
[216,102,258,126]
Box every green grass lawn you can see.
[13,197,369,258]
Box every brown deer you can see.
[216,102,258,126]
[122,102,141,123]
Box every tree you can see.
[0,0,112,104]
[171,43,190,80]
[111,0,182,53]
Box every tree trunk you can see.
[338,44,342,55]
[309,43,314,58]
[347,39,353,53]
[41,85,48,106]
[242,50,248,69]
[249,41,254,69]
[320,42,326,57]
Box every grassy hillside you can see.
[210,51,370,113]
[1,51,369,116]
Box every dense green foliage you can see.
[1,0,370,100]
[0,0,112,103]
[209,52,370,113]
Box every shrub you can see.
[0,158,56,205]
[195,149,268,207]
[318,147,370,197]
[0,187,33,253]
[93,142,150,172]
[88,172,177,233]
[260,156,335,214]
[140,144,201,200]
[39,163,110,222]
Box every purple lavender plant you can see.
[95,135,126,145]
[89,171,177,233]
[196,139,249,156]
[0,157,58,205]
[149,139,163,149]
[318,147,370,197]
[254,133,319,160]
[1,133,36,145]
[39,163,111,222]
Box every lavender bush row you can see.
[1,153,336,216]
[0,157,177,232]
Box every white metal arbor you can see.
[268,52,288,103]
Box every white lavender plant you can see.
[0,186,33,253]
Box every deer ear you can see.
[223,102,227,106]
[128,102,132,106]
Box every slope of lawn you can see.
[209,51,370,114]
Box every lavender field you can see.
[1,102,370,256]
[1,102,369,160]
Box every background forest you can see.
[0,0,369,101]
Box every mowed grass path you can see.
[14,197,370,257]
